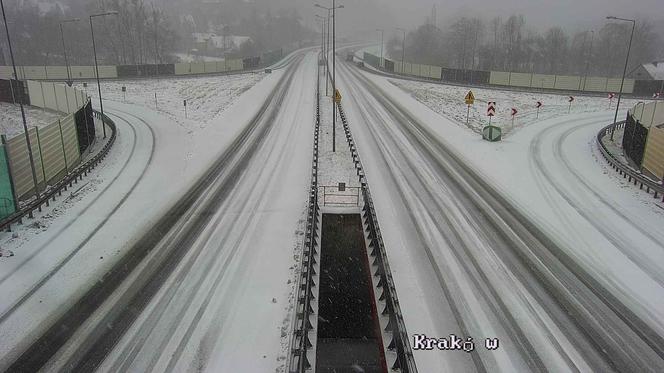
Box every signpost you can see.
[184,99,187,118]
[568,96,574,113]
[121,86,126,102]
[511,107,518,129]
[464,90,475,125]
[536,101,542,119]
[487,101,496,126]
[608,92,615,108]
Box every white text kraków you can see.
[412,334,500,352]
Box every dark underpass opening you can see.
[316,214,387,373]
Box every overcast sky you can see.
[295,0,664,38]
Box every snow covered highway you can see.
[1,51,316,372]
[335,57,664,372]
[0,47,663,373]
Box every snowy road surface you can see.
[1,44,663,373]
[336,58,664,372]
[0,50,314,371]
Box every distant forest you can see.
[0,0,312,66]
[387,14,663,77]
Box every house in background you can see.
[631,61,664,81]
[191,32,252,56]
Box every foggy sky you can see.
[293,0,664,39]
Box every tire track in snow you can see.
[340,60,664,372]
[0,109,155,323]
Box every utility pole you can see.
[376,29,384,68]
[90,11,119,139]
[1,0,40,200]
[607,16,636,142]
[332,0,336,153]
[59,18,80,86]
[315,2,344,153]
[582,30,594,91]
[397,28,406,72]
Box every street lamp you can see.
[376,29,384,68]
[1,0,41,201]
[397,27,406,72]
[314,2,343,153]
[90,11,118,139]
[315,15,326,68]
[606,15,636,141]
[59,18,80,86]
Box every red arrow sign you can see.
[568,96,575,103]
[536,101,542,108]
[487,102,496,117]
[511,108,518,116]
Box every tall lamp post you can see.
[315,2,343,153]
[59,18,80,86]
[90,11,118,139]
[1,0,40,200]
[607,16,636,142]
[397,27,406,72]
[315,15,326,70]
[376,28,384,68]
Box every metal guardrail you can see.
[0,110,117,231]
[597,120,664,201]
[337,101,418,372]
[289,56,321,372]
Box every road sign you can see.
[568,96,574,113]
[511,108,518,116]
[465,90,475,105]
[568,96,574,103]
[334,89,342,103]
[608,93,615,108]
[482,125,502,142]
[121,86,126,92]
[487,102,496,116]
[536,101,542,108]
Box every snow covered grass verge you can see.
[77,72,264,130]
[0,103,62,138]
[391,78,642,135]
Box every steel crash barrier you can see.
[289,56,321,372]
[0,110,116,231]
[597,120,664,201]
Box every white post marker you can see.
[487,101,496,126]
[511,107,518,129]
[536,101,542,119]
[465,90,475,125]
[154,92,157,109]
[122,86,126,102]
[608,92,615,108]
[568,96,574,113]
